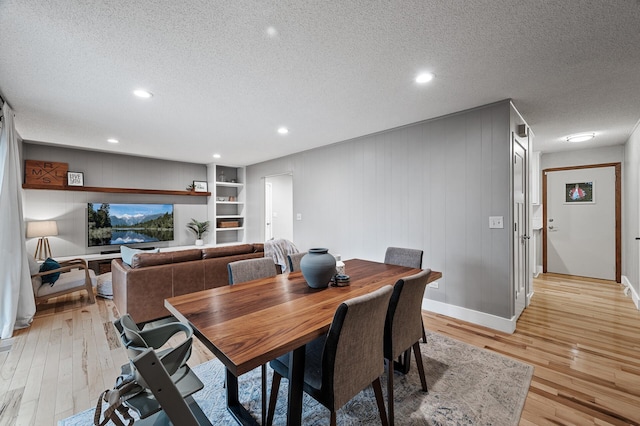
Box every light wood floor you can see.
[1,273,639,425]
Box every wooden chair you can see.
[287,252,307,272]
[227,257,277,285]
[29,255,96,304]
[384,246,427,342]
[384,269,432,425]
[266,285,393,426]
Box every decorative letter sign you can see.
[24,160,69,187]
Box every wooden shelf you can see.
[22,183,211,196]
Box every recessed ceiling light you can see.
[213,154,221,159]
[277,127,289,135]
[266,26,278,37]
[107,138,119,144]
[415,72,435,84]
[566,133,595,143]
[133,89,153,98]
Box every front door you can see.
[544,164,619,281]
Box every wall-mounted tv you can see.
[88,203,174,247]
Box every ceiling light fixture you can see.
[266,26,278,37]
[213,154,221,159]
[277,127,289,134]
[133,89,153,98]
[566,133,595,143]
[107,138,119,144]
[415,72,435,84]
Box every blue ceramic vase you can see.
[300,248,336,289]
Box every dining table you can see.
[165,258,442,426]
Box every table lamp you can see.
[27,220,58,260]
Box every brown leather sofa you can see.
[111,243,265,324]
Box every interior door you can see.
[545,166,616,280]
[264,181,273,240]
[513,136,527,318]
[264,173,294,241]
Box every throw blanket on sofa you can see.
[264,239,298,273]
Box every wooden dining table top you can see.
[165,258,442,377]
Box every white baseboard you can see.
[422,298,517,334]
[621,275,640,310]
[532,265,543,278]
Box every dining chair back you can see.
[287,252,307,272]
[384,246,427,343]
[226,256,278,423]
[227,257,277,284]
[115,314,194,386]
[384,269,432,425]
[267,285,393,426]
[384,247,423,269]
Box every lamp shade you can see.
[26,220,59,238]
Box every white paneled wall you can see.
[22,144,209,257]
[247,101,515,319]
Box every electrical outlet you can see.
[489,216,504,229]
[429,281,439,289]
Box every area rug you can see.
[60,330,533,425]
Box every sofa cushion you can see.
[130,249,203,268]
[131,251,172,268]
[202,244,255,259]
[121,246,160,266]
[171,249,203,263]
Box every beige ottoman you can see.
[96,272,113,299]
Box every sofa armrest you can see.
[111,259,129,319]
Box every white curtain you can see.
[0,102,35,338]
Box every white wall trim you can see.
[422,298,517,334]
[621,275,640,310]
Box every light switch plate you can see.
[296,213,302,220]
[429,281,439,289]
[489,216,504,229]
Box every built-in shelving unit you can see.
[22,183,210,196]
[209,164,246,244]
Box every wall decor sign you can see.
[24,160,68,187]
[565,181,594,203]
[67,171,84,187]
[193,181,208,192]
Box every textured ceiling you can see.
[1,1,640,165]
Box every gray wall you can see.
[541,145,624,170]
[246,101,516,319]
[624,122,640,298]
[22,143,209,256]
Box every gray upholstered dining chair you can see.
[227,256,277,423]
[266,285,393,426]
[287,252,307,272]
[227,257,277,285]
[384,246,427,343]
[384,247,423,269]
[384,269,432,425]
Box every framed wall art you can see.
[193,180,208,192]
[67,171,84,187]
[565,181,594,203]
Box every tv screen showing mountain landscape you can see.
[88,203,174,247]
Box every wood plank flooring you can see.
[1,273,639,425]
